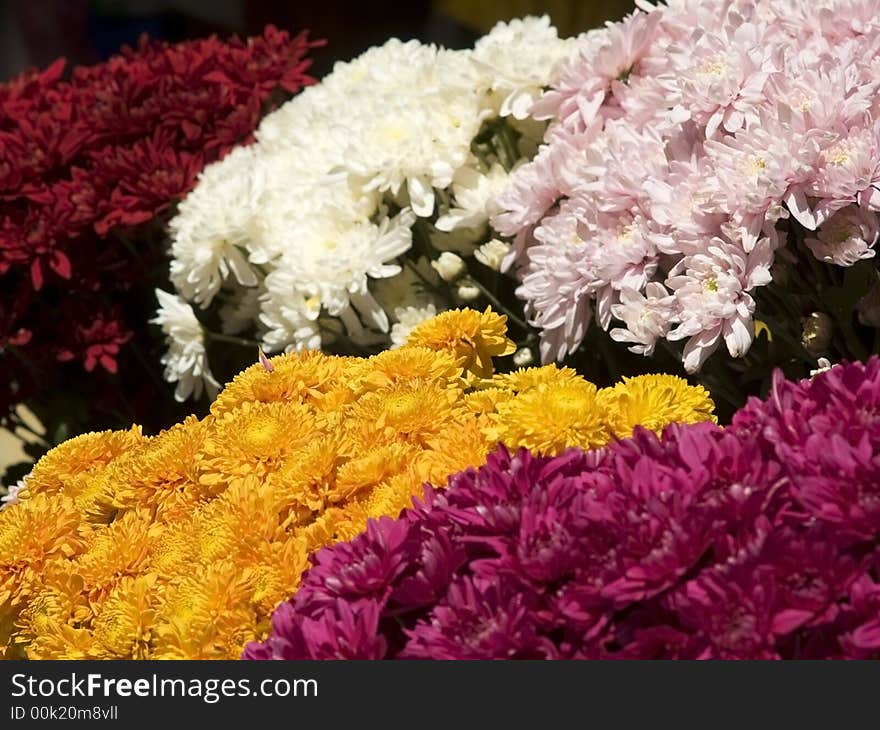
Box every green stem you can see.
[205,331,261,349]
[412,218,440,258]
[494,123,520,172]
[461,275,530,333]
[403,257,447,300]
[595,334,623,383]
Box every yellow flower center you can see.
[746,155,767,178]
[241,418,283,455]
[828,142,852,167]
[700,58,727,77]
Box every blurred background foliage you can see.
[0,0,634,80]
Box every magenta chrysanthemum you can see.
[245,358,880,660]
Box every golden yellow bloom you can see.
[406,307,516,378]
[355,346,464,392]
[88,576,158,659]
[23,426,144,500]
[198,401,317,488]
[597,374,717,437]
[211,350,357,417]
[0,493,87,657]
[102,416,208,523]
[490,364,582,393]
[485,378,608,454]
[1,309,716,659]
[463,387,513,414]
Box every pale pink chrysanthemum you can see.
[490,0,880,372]
[805,204,880,265]
[705,110,818,247]
[808,121,880,223]
[666,237,774,372]
[609,282,677,356]
[669,16,775,138]
[533,10,663,132]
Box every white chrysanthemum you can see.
[168,146,265,307]
[512,346,534,367]
[164,26,565,375]
[332,40,490,217]
[436,162,509,232]
[432,252,466,282]
[1,474,28,510]
[258,289,322,354]
[262,206,415,328]
[151,290,220,402]
[473,15,576,119]
[475,239,512,270]
[391,304,439,348]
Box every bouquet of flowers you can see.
[494,0,880,409]
[5,0,880,664]
[0,309,713,658]
[248,357,880,660]
[0,26,321,482]
[156,17,577,402]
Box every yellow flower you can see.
[211,350,357,417]
[0,493,87,656]
[153,562,258,660]
[346,380,464,449]
[413,417,493,486]
[405,307,515,378]
[23,426,144,500]
[490,364,581,393]
[597,374,717,438]
[463,387,513,414]
[362,473,421,521]
[102,416,208,522]
[198,401,318,487]
[71,509,156,603]
[88,576,158,659]
[354,346,464,392]
[332,443,417,504]
[485,379,608,455]
[0,494,87,610]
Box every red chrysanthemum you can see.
[0,25,322,440]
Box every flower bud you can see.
[431,252,465,282]
[474,239,511,271]
[857,283,880,328]
[512,347,534,367]
[456,283,481,302]
[801,312,833,357]
[809,357,833,378]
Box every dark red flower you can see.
[0,25,321,429]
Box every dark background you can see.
[0,0,635,81]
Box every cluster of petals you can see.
[0,308,713,658]
[248,357,880,660]
[0,27,320,422]
[494,0,880,371]
[162,17,577,398]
